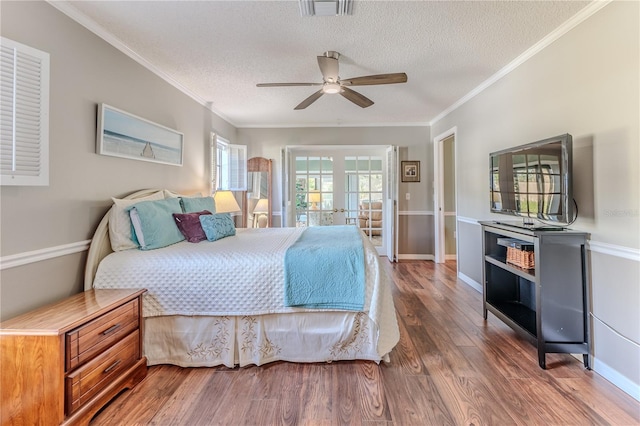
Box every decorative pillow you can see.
[199,213,236,241]
[172,210,212,243]
[163,190,203,199]
[181,196,216,213]
[109,190,165,251]
[128,198,184,250]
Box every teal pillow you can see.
[199,213,236,241]
[181,196,216,213]
[128,198,184,250]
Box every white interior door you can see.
[433,128,457,264]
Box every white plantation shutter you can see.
[227,143,246,191]
[0,37,49,186]
[213,134,246,191]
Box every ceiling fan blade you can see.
[257,82,322,87]
[294,89,324,110]
[317,55,339,82]
[340,87,374,108]
[340,73,408,86]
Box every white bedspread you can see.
[93,227,399,357]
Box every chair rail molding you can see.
[0,240,91,270]
[588,240,640,262]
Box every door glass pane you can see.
[294,155,334,227]
[353,155,384,247]
[321,175,333,192]
[359,174,370,192]
[321,157,333,172]
[323,192,333,210]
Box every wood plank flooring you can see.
[91,260,640,425]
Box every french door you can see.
[284,146,395,257]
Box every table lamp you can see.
[252,198,269,228]
[308,191,321,210]
[213,190,241,213]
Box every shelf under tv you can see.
[493,220,568,231]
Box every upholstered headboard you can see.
[84,189,163,291]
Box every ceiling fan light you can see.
[322,82,342,94]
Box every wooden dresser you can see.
[1,289,148,426]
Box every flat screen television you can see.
[489,133,574,228]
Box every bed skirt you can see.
[143,311,390,368]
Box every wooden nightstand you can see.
[1,288,148,426]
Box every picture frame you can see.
[97,103,183,166]
[401,160,420,182]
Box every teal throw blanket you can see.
[284,225,365,311]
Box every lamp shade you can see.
[308,191,321,203]
[253,198,269,214]
[213,190,241,213]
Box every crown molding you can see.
[47,0,611,131]
[429,0,612,126]
[238,121,429,129]
[47,1,237,127]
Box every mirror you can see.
[245,157,272,228]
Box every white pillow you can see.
[163,190,203,199]
[108,190,165,251]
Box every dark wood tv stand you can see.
[480,221,590,369]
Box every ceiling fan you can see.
[256,51,407,110]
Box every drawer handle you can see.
[103,359,121,374]
[101,323,121,336]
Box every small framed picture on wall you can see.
[401,161,420,182]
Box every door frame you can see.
[433,127,458,264]
[385,145,399,262]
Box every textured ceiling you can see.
[59,0,591,128]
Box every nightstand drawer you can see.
[66,329,140,415]
[66,298,140,371]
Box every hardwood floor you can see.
[91,260,640,425]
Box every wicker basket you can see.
[506,246,535,269]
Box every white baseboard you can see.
[397,254,434,260]
[458,271,482,293]
[592,358,640,402]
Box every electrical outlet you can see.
[405,193,410,200]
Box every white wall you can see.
[431,1,639,399]
[0,1,236,320]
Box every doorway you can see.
[284,146,396,257]
[434,128,457,264]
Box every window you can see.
[0,37,50,186]
[210,133,246,192]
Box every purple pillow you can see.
[172,210,212,243]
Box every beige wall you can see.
[237,126,432,256]
[431,1,639,397]
[0,1,236,320]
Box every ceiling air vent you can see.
[299,0,353,17]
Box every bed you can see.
[85,189,400,368]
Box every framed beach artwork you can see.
[97,104,183,166]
